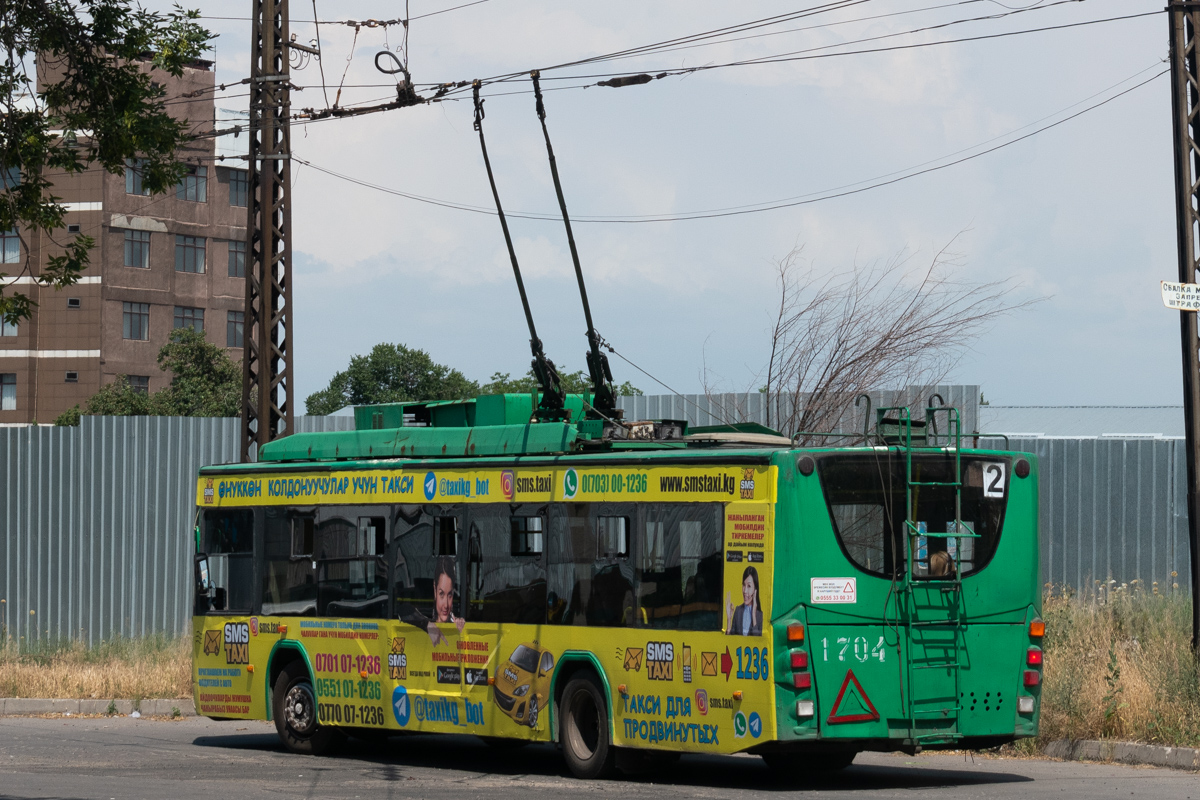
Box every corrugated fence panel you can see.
[617,385,979,436]
[1,410,1194,645]
[989,436,1192,595]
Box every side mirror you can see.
[212,587,227,611]
[195,554,211,593]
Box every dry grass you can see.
[0,633,190,700]
[1030,582,1200,750]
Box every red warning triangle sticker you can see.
[827,669,881,724]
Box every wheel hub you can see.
[285,683,316,735]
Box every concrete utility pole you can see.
[1167,0,1200,653]
[242,0,295,461]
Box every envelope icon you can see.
[623,647,643,671]
[203,629,221,656]
[700,651,718,676]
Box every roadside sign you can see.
[1162,281,1200,310]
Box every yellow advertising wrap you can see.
[197,465,777,507]
[193,465,778,753]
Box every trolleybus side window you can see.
[393,504,464,633]
[261,508,317,616]
[637,504,722,630]
[314,506,389,618]
[547,503,636,627]
[818,454,1009,579]
[465,505,547,624]
[197,508,255,613]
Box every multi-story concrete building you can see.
[0,56,246,424]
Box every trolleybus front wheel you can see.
[273,663,344,756]
[560,675,615,779]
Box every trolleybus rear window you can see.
[817,454,1009,579]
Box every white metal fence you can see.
[0,401,1190,643]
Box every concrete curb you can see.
[1044,739,1200,771]
[0,698,195,717]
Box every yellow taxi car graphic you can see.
[493,642,555,728]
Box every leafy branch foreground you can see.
[2,592,1198,751]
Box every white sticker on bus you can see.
[983,462,1007,498]
[811,578,856,604]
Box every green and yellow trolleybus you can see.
[191,394,1042,779]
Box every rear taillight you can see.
[1029,619,1045,638]
[1023,670,1041,687]
[788,624,812,706]
[1026,647,1043,667]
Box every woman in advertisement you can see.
[725,565,763,636]
[398,555,466,646]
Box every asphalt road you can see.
[0,716,1195,800]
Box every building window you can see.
[229,169,248,207]
[1,229,19,264]
[64,371,78,383]
[67,298,81,309]
[2,166,18,189]
[174,305,204,332]
[227,310,244,348]
[125,158,149,196]
[129,375,150,394]
[122,302,150,341]
[175,235,205,273]
[0,374,14,410]
[123,229,150,268]
[0,317,16,336]
[67,223,81,233]
[227,240,246,278]
[176,164,207,202]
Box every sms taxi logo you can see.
[389,637,407,680]
[646,641,674,681]
[740,469,756,500]
[224,622,249,664]
[501,470,515,501]
[203,479,214,504]
[203,629,221,656]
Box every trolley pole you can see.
[1168,0,1200,654]
[241,0,295,461]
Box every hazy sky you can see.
[182,0,1173,408]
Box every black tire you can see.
[762,750,856,778]
[527,695,539,729]
[273,663,344,755]
[560,675,616,780]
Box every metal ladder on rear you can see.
[876,403,978,747]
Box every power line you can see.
[291,67,1166,224]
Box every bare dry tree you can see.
[760,238,1039,443]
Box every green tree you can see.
[481,367,642,397]
[151,327,241,417]
[2,2,212,326]
[305,344,480,416]
[55,328,240,425]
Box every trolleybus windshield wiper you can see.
[472,80,568,422]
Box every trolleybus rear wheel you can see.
[273,663,344,755]
[560,675,615,779]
